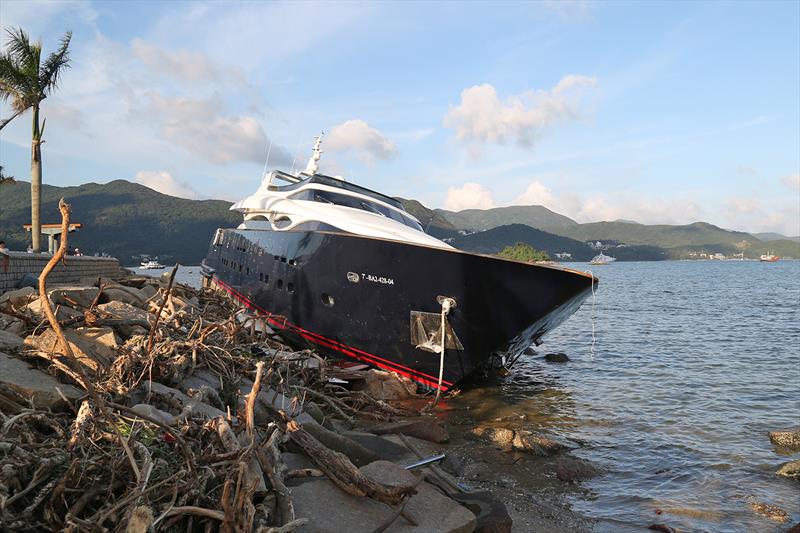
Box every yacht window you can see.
[307,190,422,231]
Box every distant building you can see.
[555,252,572,260]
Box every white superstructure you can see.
[230,137,452,250]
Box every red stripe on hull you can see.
[212,277,452,390]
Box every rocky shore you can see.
[0,256,609,532]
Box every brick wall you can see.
[0,252,121,293]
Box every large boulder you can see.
[291,460,476,533]
[0,313,25,336]
[24,327,120,372]
[0,287,37,308]
[0,330,24,351]
[25,298,84,321]
[555,457,603,482]
[0,351,83,408]
[364,369,418,401]
[768,428,800,450]
[100,286,147,307]
[96,301,151,337]
[47,286,100,309]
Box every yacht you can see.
[201,137,596,391]
[759,253,779,262]
[140,260,165,269]
[590,252,616,265]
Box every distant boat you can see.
[759,253,779,262]
[590,253,616,265]
[140,260,165,269]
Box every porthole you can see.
[321,293,334,307]
[276,279,283,289]
[287,282,295,293]
[288,259,297,266]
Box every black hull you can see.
[202,229,595,390]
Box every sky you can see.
[0,0,798,235]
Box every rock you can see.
[301,422,381,466]
[450,491,512,533]
[47,286,100,309]
[787,523,800,533]
[441,454,466,477]
[282,452,315,471]
[371,419,450,443]
[364,369,418,401]
[24,327,120,372]
[468,426,564,456]
[0,313,25,336]
[139,284,158,300]
[0,330,24,351]
[342,431,410,462]
[0,351,83,408]
[544,352,569,363]
[136,381,225,420]
[100,287,146,307]
[648,525,675,533]
[25,298,84,321]
[748,500,789,522]
[291,461,476,533]
[0,287,37,308]
[130,403,177,426]
[555,457,603,482]
[776,460,800,479]
[96,301,150,334]
[768,428,800,450]
[16,273,38,289]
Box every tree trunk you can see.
[31,104,42,253]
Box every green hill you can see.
[547,221,800,258]
[396,198,457,238]
[753,232,800,243]
[437,205,578,232]
[448,224,596,261]
[0,180,240,264]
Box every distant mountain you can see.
[448,224,595,261]
[448,224,668,261]
[753,232,800,243]
[437,205,578,232]
[0,180,239,264]
[549,221,755,248]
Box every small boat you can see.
[140,260,165,269]
[201,136,596,391]
[759,253,779,262]
[590,253,616,265]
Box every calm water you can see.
[459,260,800,532]
[138,261,799,531]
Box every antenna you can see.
[261,139,273,180]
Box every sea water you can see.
[463,260,800,532]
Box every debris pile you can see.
[0,201,492,532]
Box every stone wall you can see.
[0,252,121,293]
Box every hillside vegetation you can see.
[437,205,578,232]
[497,242,550,262]
[0,180,240,264]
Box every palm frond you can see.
[3,27,41,79]
[0,53,33,103]
[39,30,71,94]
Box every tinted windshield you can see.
[290,189,423,231]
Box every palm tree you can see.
[0,27,71,252]
[0,165,15,185]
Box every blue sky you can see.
[1,0,798,235]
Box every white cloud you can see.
[134,170,200,199]
[132,38,227,82]
[443,75,596,150]
[782,172,800,191]
[443,182,496,211]
[137,93,290,166]
[326,120,398,162]
[723,195,799,235]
